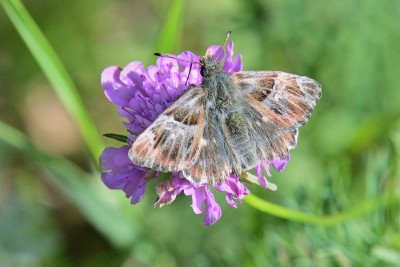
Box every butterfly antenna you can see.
[185,63,193,86]
[215,31,232,59]
[154,53,200,65]
[154,53,198,86]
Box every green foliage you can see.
[1,0,104,163]
[0,0,399,266]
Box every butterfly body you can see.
[129,53,321,185]
[204,56,258,162]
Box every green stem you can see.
[155,0,185,53]
[244,194,396,226]
[1,0,104,164]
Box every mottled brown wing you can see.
[128,87,207,172]
[232,71,322,128]
[232,71,321,161]
[182,117,233,185]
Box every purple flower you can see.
[100,41,290,225]
[155,173,222,225]
[100,146,158,204]
[254,155,290,190]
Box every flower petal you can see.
[255,163,269,189]
[203,187,222,226]
[214,175,249,208]
[101,66,132,106]
[120,61,146,88]
[100,146,149,203]
[229,54,243,74]
[206,45,225,62]
[187,187,206,215]
[270,155,290,172]
[223,41,234,69]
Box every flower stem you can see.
[244,193,396,226]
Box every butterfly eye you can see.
[200,66,206,77]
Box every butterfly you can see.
[128,32,322,185]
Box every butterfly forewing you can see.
[230,71,321,163]
[129,87,207,172]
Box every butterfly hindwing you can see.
[183,113,235,185]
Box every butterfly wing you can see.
[182,116,233,185]
[233,71,321,127]
[128,87,207,172]
[130,70,321,185]
[232,71,322,161]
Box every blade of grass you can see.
[244,193,396,226]
[1,0,103,164]
[0,121,138,248]
[155,0,185,53]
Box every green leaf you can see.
[1,0,104,164]
[155,0,185,53]
[103,133,129,143]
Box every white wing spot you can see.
[145,131,155,146]
[200,138,208,146]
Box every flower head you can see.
[100,41,290,225]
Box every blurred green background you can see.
[1,0,399,266]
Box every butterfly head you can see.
[200,56,224,78]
